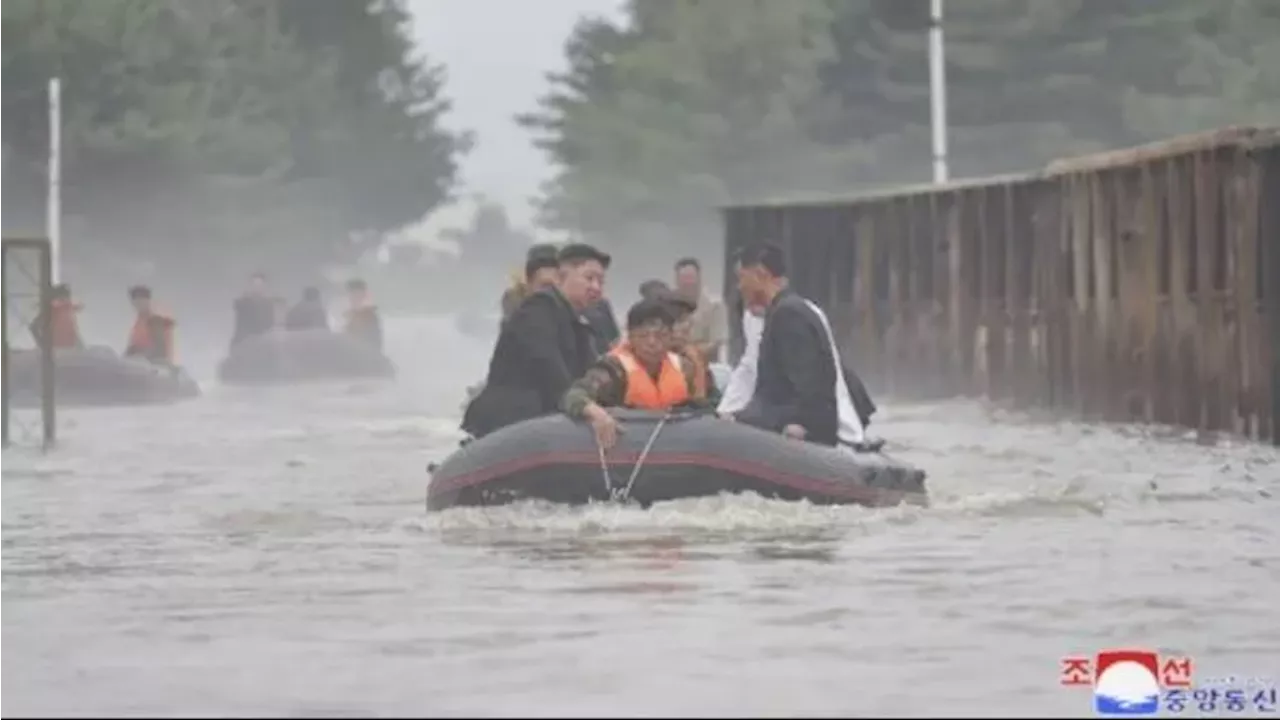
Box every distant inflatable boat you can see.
[216,329,395,385]
[426,408,927,511]
[5,346,200,408]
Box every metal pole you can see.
[38,241,57,449]
[48,77,62,284]
[1,247,10,449]
[929,0,950,184]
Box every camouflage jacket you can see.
[561,352,720,418]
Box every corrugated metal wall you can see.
[722,126,1280,444]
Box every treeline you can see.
[522,0,1280,262]
[2,0,470,284]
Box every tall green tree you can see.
[520,0,856,239]
[1,0,470,280]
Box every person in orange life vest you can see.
[124,285,177,366]
[561,298,711,450]
[29,283,84,350]
[342,278,383,353]
[659,292,721,407]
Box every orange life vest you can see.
[127,312,175,364]
[609,345,690,410]
[49,299,83,348]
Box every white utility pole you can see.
[928,0,950,184]
[48,77,63,283]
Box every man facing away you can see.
[124,285,177,367]
[673,257,728,363]
[29,283,84,350]
[462,243,610,439]
[230,272,277,348]
[562,297,713,450]
[500,243,561,322]
[724,242,867,449]
[284,286,330,331]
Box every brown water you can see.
[3,317,1278,717]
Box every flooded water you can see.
[3,316,1278,717]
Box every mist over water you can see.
[4,315,1278,717]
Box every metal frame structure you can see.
[2,237,57,449]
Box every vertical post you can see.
[1,247,10,449]
[929,0,950,184]
[48,77,62,285]
[38,242,57,449]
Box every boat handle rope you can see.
[596,412,671,504]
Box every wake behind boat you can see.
[6,345,200,408]
[426,408,928,511]
[216,328,396,386]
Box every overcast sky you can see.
[406,0,625,233]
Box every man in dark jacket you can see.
[230,272,277,348]
[725,243,847,448]
[583,297,621,356]
[284,287,329,331]
[461,242,611,438]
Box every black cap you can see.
[658,290,697,316]
[557,242,611,270]
[128,285,152,299]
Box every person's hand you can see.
[782,424,807,441]
[586,405,620,451]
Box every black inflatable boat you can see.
[216,329,396,385]
[5,346,201,408]
[426,408,927,511]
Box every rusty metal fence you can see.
[722,125,1280,445]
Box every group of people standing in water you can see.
[28,272,386,369]
[463,240,881,454]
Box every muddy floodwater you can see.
[3,317,1278,717]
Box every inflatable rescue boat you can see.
[6,345,200,408]
[216,329,395,385]
[426,408,927,511]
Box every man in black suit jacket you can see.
[462,243,611,438]
[726,242,882,450]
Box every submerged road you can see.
[3,316,1278,717]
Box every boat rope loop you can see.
[597,412,671,503]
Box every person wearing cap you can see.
[501,243,561,321]
[561,297,712,450]
[462,242,612,439]
[660,291,721,406]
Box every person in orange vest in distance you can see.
[124,285,177,366]
[343,278,383,353]
[29,283,84,350]
[561,297,714,450]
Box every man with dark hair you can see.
[463,242,611,438]
[638,279,671,301]
[673,256,728,363]
[562,297,712,449]
[284,286,329,331]
[125,285,178,366]
[501,243,562,321]
[230,271,277,348]
[727,242,875,450]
